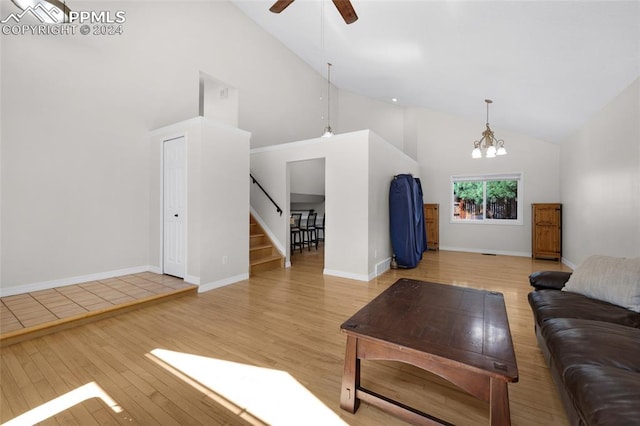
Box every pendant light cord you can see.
[327,62,331,129]
[321,0,332,134]
[320,0,325,57]
[486,102,489,125]
[485,99,492,126]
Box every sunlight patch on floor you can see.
[2,382,123,426]
[147,348,348,426]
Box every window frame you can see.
[450,172,524,226]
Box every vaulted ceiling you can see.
[231,0,640,143]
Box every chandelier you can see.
[471,99,506,158]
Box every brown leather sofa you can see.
[528,271,640,426]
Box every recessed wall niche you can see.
[199,71,239,127]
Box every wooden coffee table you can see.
[340,278,518,425]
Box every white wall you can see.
[251,130,419,280]
[200,73,239,128]
[290,158,325,215]
[197,120,250,290]
[368,132,420,274]
[149,117,250,292]
[337,90,405,151]
[403,108,419,161]
[289,158,325,195]
[251,131,369,279]
[561,78,640,267]
[0,1,401,292]
[411,107,561,256]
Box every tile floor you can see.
[0,272,194,335]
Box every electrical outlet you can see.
[222,256,228,265]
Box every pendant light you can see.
[472,99,507,159]
[322,62,334,138]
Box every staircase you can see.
[250,214,284,274]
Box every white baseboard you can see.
[323,268,370,282]
[561,257,576,270]
[439,246,531,258]
[148,265,162,274]
[324,260,389,282]
[184,274,200,285]
[0,265,153,297]
[198,273,249,293]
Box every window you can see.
[451,173,523,224]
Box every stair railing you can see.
[250,173,283,216]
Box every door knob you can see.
[174,214,179,217]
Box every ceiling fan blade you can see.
[269,0,295,14]
[331,0,358,24]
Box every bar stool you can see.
[302,212,318,250]
[290,213,303,254]
[316,213,325,242]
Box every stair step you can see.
[250,253,282,265]
[249,213,284,274]
[249,243,273,250]
[250,234,268,248]
[250,245,274,261]
[250,243,273,252]
[250,254,283,274]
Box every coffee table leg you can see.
[340,335,360,413]
[489,378,511,426]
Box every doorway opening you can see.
[287,158,326,271]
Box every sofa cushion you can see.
[563,255,640,312]
[529,270,572,290]
[541,318,640,378]
[564,365,640,426]
[528,290,640,329]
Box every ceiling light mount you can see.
[472,99,507,159]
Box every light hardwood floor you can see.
[0,248,572,425]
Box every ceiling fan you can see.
[269,0,358,24]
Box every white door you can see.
[163,137,186,278]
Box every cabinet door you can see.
[534,205,559,227]
[532,204,561,260]
[534,224,559,254]
[423,204,439,250]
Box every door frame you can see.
[286,157,326,267]
[160,133,188,278]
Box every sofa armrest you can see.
[529,271,572,290]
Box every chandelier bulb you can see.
[486,145,497,158]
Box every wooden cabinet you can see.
[532,203,562,260]
[423,203,439,251]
